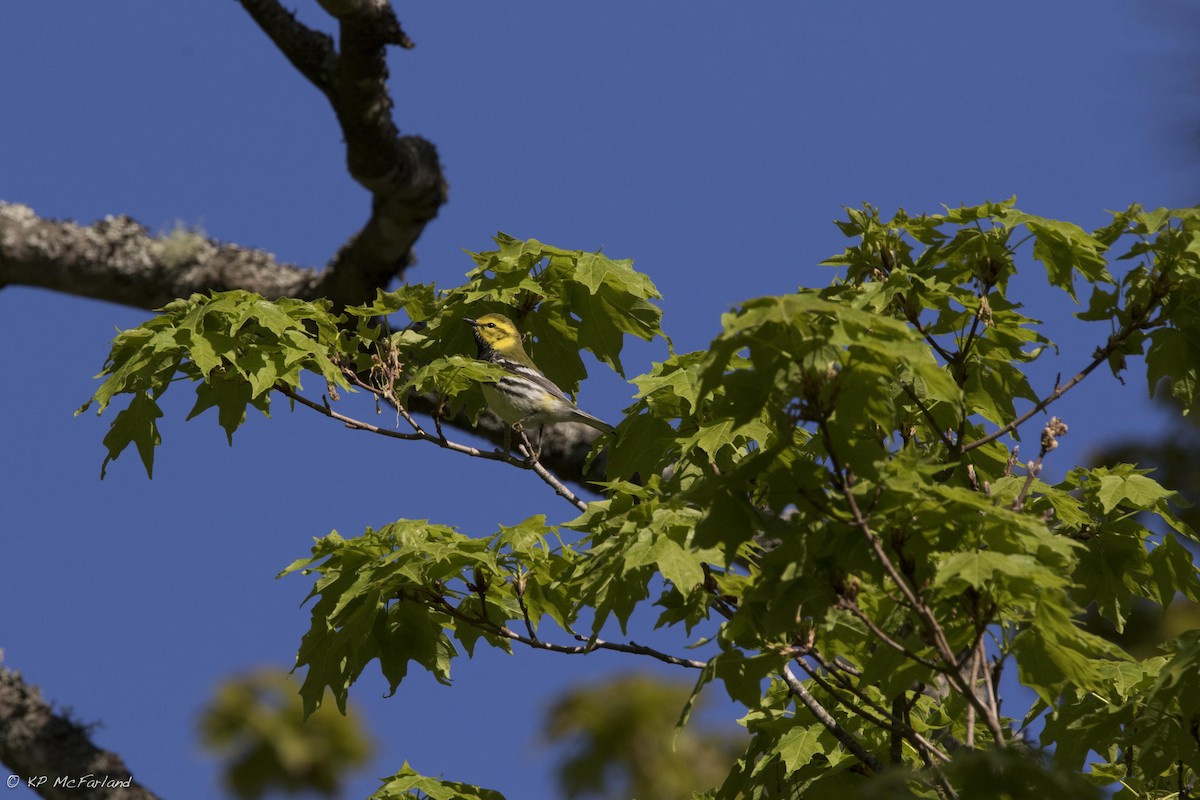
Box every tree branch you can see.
[6,4,448,312]
[0,660,159,800]
[821,424,1009,746]
[303,0,447,305]
[703,587,888,778]
[793,657,958,800]
[779,665,884,775]
[238,0,337,95]
[802,653,953,767]
[339,366,609,491]
[0,203,321,308]
[835,598,942,672]
[431,597,707,669]
[0,202,603,490]
[900,381,954,449]
[276,384,592,511]
[959,351,1105,454]
[406,392,610,489]
[0,203,602,487]
[961,284,1168,454]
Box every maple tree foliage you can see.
[4,3,1199,799]
[83,203,1200,799]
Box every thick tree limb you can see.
[239,0,447,306]
[0,203,321,307]
[0,201,606,488]
[0,0,452,315]
[6,0,446,334]
[238,0,337,94]
[0,660,158,800]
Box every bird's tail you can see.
[574,409,616,435]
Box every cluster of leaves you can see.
[79,234,663,475]
[86,206,1200,799]
[544,673,742,799]
[277,517,582,715]
[78,293,349,477]
[198,669,374,800]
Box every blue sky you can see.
[2,3,1197,798]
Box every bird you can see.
[465,313,615,454]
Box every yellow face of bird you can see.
[468,313,524,353]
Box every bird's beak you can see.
[464,318,478,327]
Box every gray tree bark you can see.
[0,663,158,800]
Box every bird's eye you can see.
[487,323,496,328]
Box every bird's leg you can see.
[501,423,513,457]
[534,424,546,461]
[515,424,538,463]
[513,414,543,463]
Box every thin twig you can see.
[343,370,592,512]
[900,382,954,449]
[957,298,986,369]
[947,291,992,454]
[794,662,958,800]
[961,301,1163,454]
[821,425,1009,746]
[907,314,957,364]
[704,578,895,777]
[276,383,589,512]
[513,577,538,640]
[429,594,705,668]
[780,665,884,774]
[283,384,422,440]
[837,599,942,672]
[792,659,902,736]
[1011,417,1067,512]
[472,568,490,624]
[980,638,1000,721]
[527,457,589,512]
[961,367,1090,454]
[800,654,953,767]
[572,635,709,669]
[964,651,979,749]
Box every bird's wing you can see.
[496,358,574,404]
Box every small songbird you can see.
[465,314,615,449]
